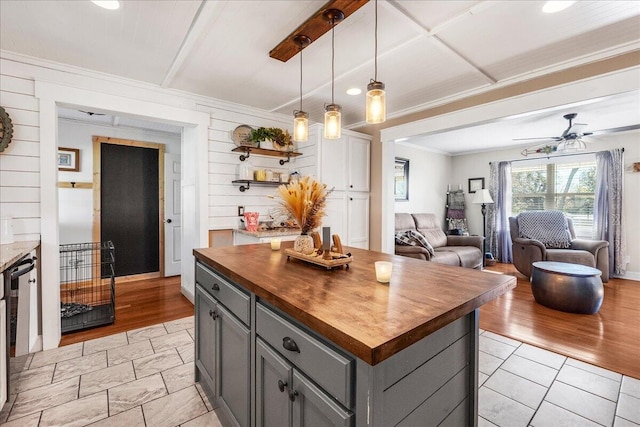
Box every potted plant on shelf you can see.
[250,127,293,151]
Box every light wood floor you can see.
[480,263,640,379]
[59,265,640,379]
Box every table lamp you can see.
[472,188,494,267]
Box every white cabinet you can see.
[310,125,371,249]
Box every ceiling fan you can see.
[516,113,640,156]
[517,113,590,156]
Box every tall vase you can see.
[294,234,314,255]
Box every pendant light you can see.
[366,0,385,124]
[293,35,311,142]
[323,9,344,140]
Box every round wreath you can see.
[0,106,14,153]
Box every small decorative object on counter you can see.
[243,212,260,232]
[270,238,281,250]
[375,261,393,283]
[270,176,333,254]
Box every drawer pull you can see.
[288,389,298,402]
[278,379,287,392]
[282,337,300,353]
[212,283,220,291]
[209,309,219,320]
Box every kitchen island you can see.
[193,242,515,427]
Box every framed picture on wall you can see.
[58,147,80,172]
[468,177,484,193]
[395,158,409,201]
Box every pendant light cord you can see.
[331,17,335,104]
[299,42,303,111]
[374,0,378,82]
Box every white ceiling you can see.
[2,0,640,153]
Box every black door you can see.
[100,143,159,277]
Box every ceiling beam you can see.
[269,0,369,63]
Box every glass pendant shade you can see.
[293,111,309,142]
[324,104,341,139]
[366,81,386,124]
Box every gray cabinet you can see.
[256,337,353,427]
[195,284,217,400]
[195,263,251,427]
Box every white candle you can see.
[375,261,393,283]
[270,238,281,250]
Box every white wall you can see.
[394,144,453,220]
[57,120,181,245]
[451,131,640,277]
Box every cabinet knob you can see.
[288,389,298,402]
[166,218,172,223]
[350,184,353,188]
[28,278,36,284]
[209,309,219,320]
[212,283,220,291]
[350,197,353,201]
[282,336,300,353]
[278,379,287,393]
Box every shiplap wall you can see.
[0,53,321,242]
[0,73,40,241]
[201,104,318,230]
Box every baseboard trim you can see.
[615,271,640,282]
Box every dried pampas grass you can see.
[269,176,333,234]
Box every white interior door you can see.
[164,153,182,277]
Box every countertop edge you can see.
[0,240,40,273]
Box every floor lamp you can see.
[472,189,494,267]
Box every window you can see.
[511,158,596,238]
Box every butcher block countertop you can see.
[193,242,516,365]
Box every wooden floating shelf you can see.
[232,146,302,165]
[232,179,284,192]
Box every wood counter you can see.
[193,242,515,365]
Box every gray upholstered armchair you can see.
[510,212,609,282]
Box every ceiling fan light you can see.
[293,111,309,142]
[324,104,341,140]
[91,0,120,10]
[542,1,575,14]
[366,80,386,124]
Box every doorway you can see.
[94,137,165,280]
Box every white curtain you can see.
[595,148,626,276]
[488,161,512,262]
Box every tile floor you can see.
[0,317,638,426]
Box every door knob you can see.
[166,219,172,223]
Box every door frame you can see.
[93,136,166,281]
[36,81,209,350]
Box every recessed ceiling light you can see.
[346,88,362,96]
[91,0,120,10]
[542,1,575,13]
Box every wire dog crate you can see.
[59,241,115,334]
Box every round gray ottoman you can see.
[531,261,604,314]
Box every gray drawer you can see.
[196,262,250,326]
[256,303,353,409]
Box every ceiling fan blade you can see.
[513,137,562,141]
[590,124,640,135]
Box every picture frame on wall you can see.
[58,147,80,172]
[395,158,409,201]
[468,177,484,193]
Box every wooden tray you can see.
[284,248,353,270]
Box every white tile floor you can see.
[1,318,638,426]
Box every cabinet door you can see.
[320,135,347,191]
[195,285,218,399]
[256,338,292,427]
[0,300,6,410]
[347,136,370,192]
[218,303,251,427]
[292,370,353,427]
[323,193,347,243]
[347,193,369,249]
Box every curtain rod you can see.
[489,147,624,165]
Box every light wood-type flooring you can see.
[59,264,640,379]
[479,263,640,379]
